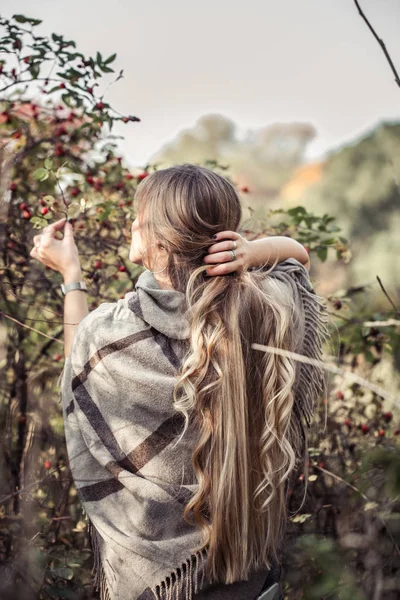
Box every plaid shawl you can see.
[59,258,328,600]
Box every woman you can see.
[30,164,328,600]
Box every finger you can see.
[211,231,240,243]
[63,221,75,239]
[207,240,239,255]
[205,262,239,276]
[42,217,67,238]
[204,251,236,264]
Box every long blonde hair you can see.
[135,164,310,585]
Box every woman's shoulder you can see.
[79,292,142,328]
[70,292,149,362]
[255,258,313,292]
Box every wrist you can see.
[247,239,270,269]
[62,266,83,284]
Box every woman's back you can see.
[61,254,326,599]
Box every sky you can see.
[1,0,400,167]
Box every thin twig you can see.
[353,0,400,88]
[376,276,400,316]
[0,310,63,343]
[251,343,400,405]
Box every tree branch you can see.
[376,276,400,316]
[353,0,400,88]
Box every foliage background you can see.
[0,12,399,600]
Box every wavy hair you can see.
[135,164,315,585]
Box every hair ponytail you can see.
[172,263,304,584]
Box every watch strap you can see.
[61,281,88,295]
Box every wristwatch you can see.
[61,281,88,295]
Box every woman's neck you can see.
[154,274,174,290]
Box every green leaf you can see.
[30,216,48,229]
[287,206,306,217]
[61,93,73,107]
[13,14,42,25]
[28,64,40,79]
[316,246,328,262]
[96,51,102,65]
[104,53,117,64]
[33,168,49,181]
[99,65,115,73]
[51,567,74,580]
[44,158,53,170]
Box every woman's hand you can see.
[204,231,252,276]
[29,217,81,278]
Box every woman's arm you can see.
[30,218,89,359]
[247,236,310,271]
[63,266,89,359]
[204,232,310,275]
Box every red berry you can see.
[22,210,31,219]
[334,300,343,310]
[344,418,352,427]
[318,462,325,468]
[44,460,52,470]
[94,260,103,269]
[23,56,30,64]
[13,39,22,50]
[96,102,104,110]
[240,186,249,193]
[336,391,344,400]
[383,412,393,423]
[125,173,134,180]
[41,207,49,215]
[86,175,95,185]
[115,182,125,191]
[55,143,65,157]
[54,353,62,362]
[87,87,93,94]
[137,172,148,181]
[394,429,400,436]
[19,202,28,210]
[12,131,22,139]
[94,180,103,191]
[55,126,67,137]
[71,187,80,197]
[10,182,18,191]
[378,429,385,437]
[122,117,129,123]
[119,265,127,273]
[59,83,66,89]
[361,424,369,434]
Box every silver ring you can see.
[230,249,236,261]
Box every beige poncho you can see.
[60,258,328,600]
